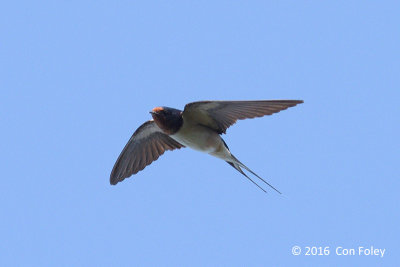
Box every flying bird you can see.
[110,100,303,193]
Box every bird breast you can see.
[171,123,222,153]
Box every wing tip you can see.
[280,99,303,105]
[110,170,128,185]
[278,99,303,109]
[290,99,304,107]
[109,175,119,185]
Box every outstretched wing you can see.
[182,100,303,134]
[110,120,184,185]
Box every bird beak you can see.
[150,107,163,115]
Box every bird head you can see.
[150,107,183,134]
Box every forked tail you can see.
[227,155,282,194]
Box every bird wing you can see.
[110,120,184,185]
[182,100,303,134]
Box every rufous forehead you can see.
[152,107,164,113]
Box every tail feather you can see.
[228,155,282,194]
[227,162,267,193]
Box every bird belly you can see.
[171,124,221,153]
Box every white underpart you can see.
[171,122,232,160]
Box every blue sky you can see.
[1,1,399,266]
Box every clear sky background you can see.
[1,1,399,266]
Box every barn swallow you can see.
[110,100,303,193]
